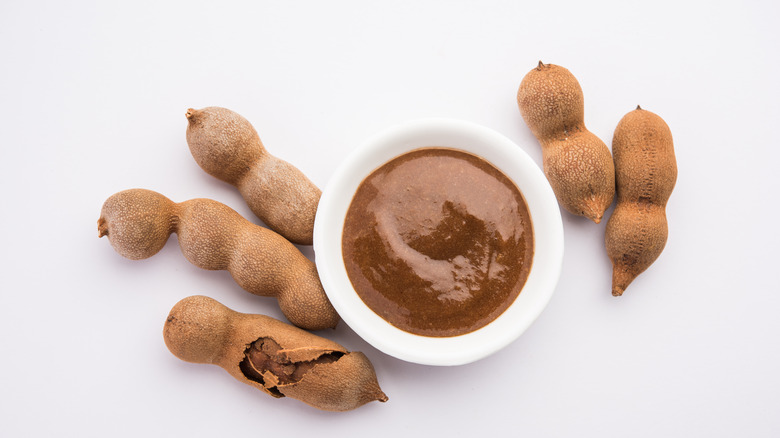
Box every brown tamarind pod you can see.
[185,107,321,245]
[517,61,615,223]
[605,106,677,296]
[97,188,339,330]
[163,295,388,412]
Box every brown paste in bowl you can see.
[342,148,534,337]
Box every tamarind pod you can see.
[517,61,615,223]
[605,106,677,296]
[97,188,339,330]
[163,295,388,412]
[185,107,321,245]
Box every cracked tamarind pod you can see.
[163,295,388,412]
[605,106,677,296]
[185,106,321,245]
[517,61,615,223]
[97,188,339,330]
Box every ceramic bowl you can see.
[313,118,563,366]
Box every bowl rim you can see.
[313,117,563,366]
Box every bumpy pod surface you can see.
[185,107,321,245]
[163,295,387,412]
[605,107,677,296]
[517,61,615,223]
[97,188,339,330]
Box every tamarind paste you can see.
[342,148,534,337]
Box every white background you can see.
[2,1,779,436]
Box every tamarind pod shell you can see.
[185,107,320,245]
[605,202,669,296]
[517,62,615,223]
[606,107,677,296]
[96,188,178,260]
[163,296,387,411]
[540,130,615,223]
[277,351,387,412]
[97,189,339,330]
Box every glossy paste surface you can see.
[342,148,534,337]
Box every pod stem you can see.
[97,217,108,237]
[185,108,199,120]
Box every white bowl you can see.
[313,118,563,366]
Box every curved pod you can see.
[163,295,387,411]
[97,188,338,330]
[605,107,677,296]
[517,62,615,223]
[186,107,321,245]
